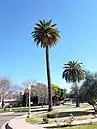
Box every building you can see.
[0,92,23,107]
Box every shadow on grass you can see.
[44,124,76,128]
[44,124,93,128]
[86,109,94,111]
[58,110,95,118]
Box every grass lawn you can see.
[56,105,93,113]
[26,117,42,124]
[46,105,94,118]
[0,109,9,113]
[12,105,47,112]
[0,105,47,114]
[57,124,97,129]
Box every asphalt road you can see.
[0,112,27,129]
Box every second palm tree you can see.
[62,60,85,107]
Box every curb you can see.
[1,121,9,129]
[1,113,26,129]
[6,114,28,129]
[7,112,45,129]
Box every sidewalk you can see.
[7,113,44,129]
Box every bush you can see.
[68,113,74,125]
[42,116,49,124]
[47,112,59,118]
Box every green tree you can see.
[52,84,60,98]
[79,72,97,112]
[69,85,79,103]
[62,60,85,107]
[0,78,11,108]
[31,20,60,111]
[59,88,67,101]
[52,84,67,101]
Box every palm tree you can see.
[62,60,85,107]
[31,20,60,111]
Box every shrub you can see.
[68,113,74,125]
[47,112,59,118]
[42,116,49,124]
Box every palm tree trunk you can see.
[74,82,80,107]
[46,46,52,111]
[2,98,4,108]
[76,94,79,107]
[26,93,28,107]
[2,93,5,108]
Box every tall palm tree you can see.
[62,60,85,107]
[31,20,60,111]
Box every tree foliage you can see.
[69,84,79,102]
[79,72,97,112]
[62,60,86,107]
[52,84,67,101]
[31,20,60,48]
[22,82,55,106]
[22,80,36,107]
[62,61,85,83]
[32,83,48,101]
[0,77,11,108]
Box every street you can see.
[0,112,27,129]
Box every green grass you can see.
[45,105,94,119]
[46,105,93,114]
[26,105,94,125]
[0,110,9,113]
[12,105,47,112]
[26,117,42,124]
[13,105,47,109]
[57,124,97,129]
[59,105,93,112]
[26,112,43,124]
[0,105,47,114]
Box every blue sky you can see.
[0,0,97,91]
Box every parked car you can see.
[60,101,64,105]
[55,101,64,106]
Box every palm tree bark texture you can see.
[46,46,52,111]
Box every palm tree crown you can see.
[62,61,86,83]
[31,20,60,48]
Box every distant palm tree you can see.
[62,61,85,107]
[31,20,60,111]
